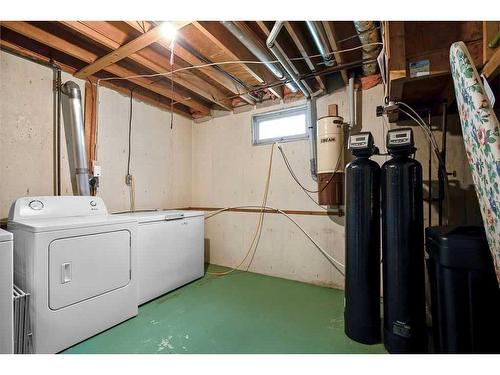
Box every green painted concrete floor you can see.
[63,264,386,354]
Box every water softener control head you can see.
[348,132,378,157]
[386,128,415,155]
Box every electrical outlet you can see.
[93,164,102,177]
[125,174,133,186]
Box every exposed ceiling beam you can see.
[321,22,349,84]
[282,21,327,92]
[126,19,251,100]
[1,21,210,116]
[126,23,257,105]
[74,24,165,78]
[192,21,282,99]
[0,38,192,118]
[170,42,256,105]
[61,21,232,110]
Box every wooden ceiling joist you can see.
[321,22,349,84]
[125,21,254,105]
[192,21,283,99]
[0,38,192,118]
[282,22,327,92]
[61,21,232,111]
[74,23,165,79]
[1,21,210,116]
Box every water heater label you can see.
[321,137,337,143]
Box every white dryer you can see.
[0,228,13,354]
[8,196,138,353]
[115,210,204,305]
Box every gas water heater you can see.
[381,128,426,353]
[316,114,344,206]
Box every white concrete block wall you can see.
[1,51,56,217]
[1,50,477,289]
[95,86,192,213]
[192,85,388,288]
[0,50,192,219]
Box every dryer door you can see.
[48,230,131,310]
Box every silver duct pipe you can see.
[348,75,356,129]
[267,22,317,179]
[61,81,90,196]
[307,97,318,180]
[220,21,298,93]
[353,21,381,76]
[266,22,311,99]
[305,21,336,67]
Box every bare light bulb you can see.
[159,22,177,41]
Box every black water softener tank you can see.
[381,128,427,353]
[344,132,381,344]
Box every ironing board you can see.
[450,41,500,283]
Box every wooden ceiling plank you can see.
[162,41,255,103]
[124,21,191,33]
[191,21,282,99]
[385,21,406,83]
[1,21,209,115]
[321,22,349,84]
[282,22,327,91]
[0,38,77,75]
[62,21,231,110]
[125,20,254,100]
[135,53,233,110]
[74,24,165,79]
[483,21,500,65]
[482,47,500,80]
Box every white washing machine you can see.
[0,228,13,354]
[115,210,204,305]
[8,196,138,353]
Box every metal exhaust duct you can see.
[348,75,356,129]
[266,22,317,180]
[353,21,381,76]
[220,21,298,93]
[305,21,336,67]
[60,81,90,196]
[307,97,318,180]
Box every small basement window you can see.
[252,105,309,145]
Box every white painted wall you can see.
[0,51,64,219]
[96,86,192,213]
[1,50,478,289]
[0,50,192,219]
[192,85,388,288]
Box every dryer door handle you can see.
[61,262,72,284]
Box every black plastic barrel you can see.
[426,226,500,353]
[381,154,427,353]
[345,150,381,344]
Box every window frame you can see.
[251,105,310,146]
